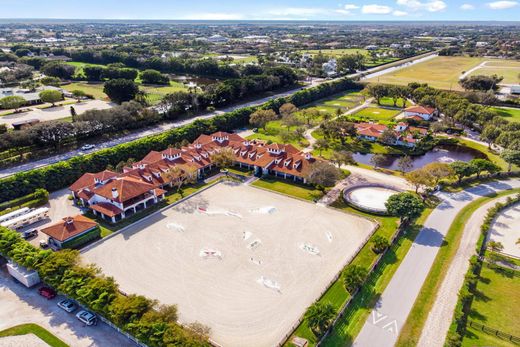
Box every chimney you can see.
[65,217,74,225]
[111,187,119,199]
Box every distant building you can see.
[355,122,428,148]
[403,105,437,121]
[207,35,229,43]
[476,41,489,48]
[511,85,520,94]
[365,45,379,51]
[0,86,64,106]
[322,59,337,77]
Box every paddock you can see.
[82,182,375,347]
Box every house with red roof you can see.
[69,131,320,222]
[40,215,99,249]
[403,105,437,121]
[355,122,427,148]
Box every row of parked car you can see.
[38,286,98,326]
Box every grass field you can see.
[367,56,487,91]
[0,323,69,347]
[251,176,324,201]
[491,106,520,123]
[468,60,520,85]
[62,81,186,104]
[352,106,401,121]
[462,265,520,345]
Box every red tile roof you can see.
[405,105,435,115]
[40,215,98,242]
[90,203,123,218]
[93,176,155,203]
[69,170,117,192]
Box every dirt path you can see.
[417,193,518,347]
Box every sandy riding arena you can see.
[82,182,375,347]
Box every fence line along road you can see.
[0,51,438,179]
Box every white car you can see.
[76,310,97,326]
[81,144,96,151]
[57,299,77,313]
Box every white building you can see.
[322,59,337,77]
[403,105,437,121]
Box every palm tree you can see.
[304,302,336,336]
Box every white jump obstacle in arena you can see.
[248,239,262,250]
[243,231,252,241]
[300,243,320,256]
[166,222,185,232]
[197,207,242,219]
[199,248,223,260]
[249,206,277,214]
[257,276,281,292]
[326,232,333,243]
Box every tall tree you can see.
[385,192,424,223]
[249,109,277,131]
[304,302,336,336]
[103,78,139,104]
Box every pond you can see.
[169,75,218,87]
[353,145,486,171]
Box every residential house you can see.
[322,59,337,77]
[403,105,437,121]
[355,122,427,148]
[40,215,99,249]
[69,132,319,221]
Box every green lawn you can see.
[463,325,517,347]
[379,97,407,108]
[396,189,520,347]
[62,82,108,100]
[352,106,401,121]
[246,120,309,149]
[0,324,69,347]
[464,265,520,340]
[66,61,107,79]
[491,106,520,123]
[367,56,487,91]
[455,137,510,171]
[251,177,323,201]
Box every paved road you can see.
[0,100,113,127]
[0,52,437,179]
[417,193,518,347]
[353,179,520,347]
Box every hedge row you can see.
[445,193,520,347]
[0,78,361,203]
[0,188,49,215]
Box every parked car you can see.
[22,229,38,239]
[57,299,77,313]
[38,286,56,299]
[39,239,48,248]
[76,310,97,326]
[81,144,96,151]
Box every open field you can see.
[351,106,401,121]
[62,81,186,104]
[462,265,520,346]
[0,324,69,347]
[491,106,520,123]
[82,182,375,347]
[468,60,520,84]
[367,56,486,91]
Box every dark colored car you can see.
[22,229,38,239]
[38,286,56,299]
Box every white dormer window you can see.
[275,158,282,164]
[144,175,152,182]
[240,150,247,156]
[293,162,301,169]
[153,172,161,178]
[139,164,146,169]
[305,153,312,160]
[249,152,256,158]
[284,159,291,166]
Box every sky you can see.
[1,0,520,21]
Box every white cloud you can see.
[393,10,409,16]
[180,12,244,20]
[460,3,476,9]
[343,4,360,10]
[487,0,518,9]
[335,9,354,15]
[396,0,447,12]
[362,4,394,14]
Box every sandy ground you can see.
[0,100,113,127]
[0,334,48,347]
[417,196,514,347]
[0,270,132,347]
[488,202,520,259]
[82,182,375,347]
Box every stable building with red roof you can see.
[403,105,437,121]
[69,131,320,222]
[40,215,99,249]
